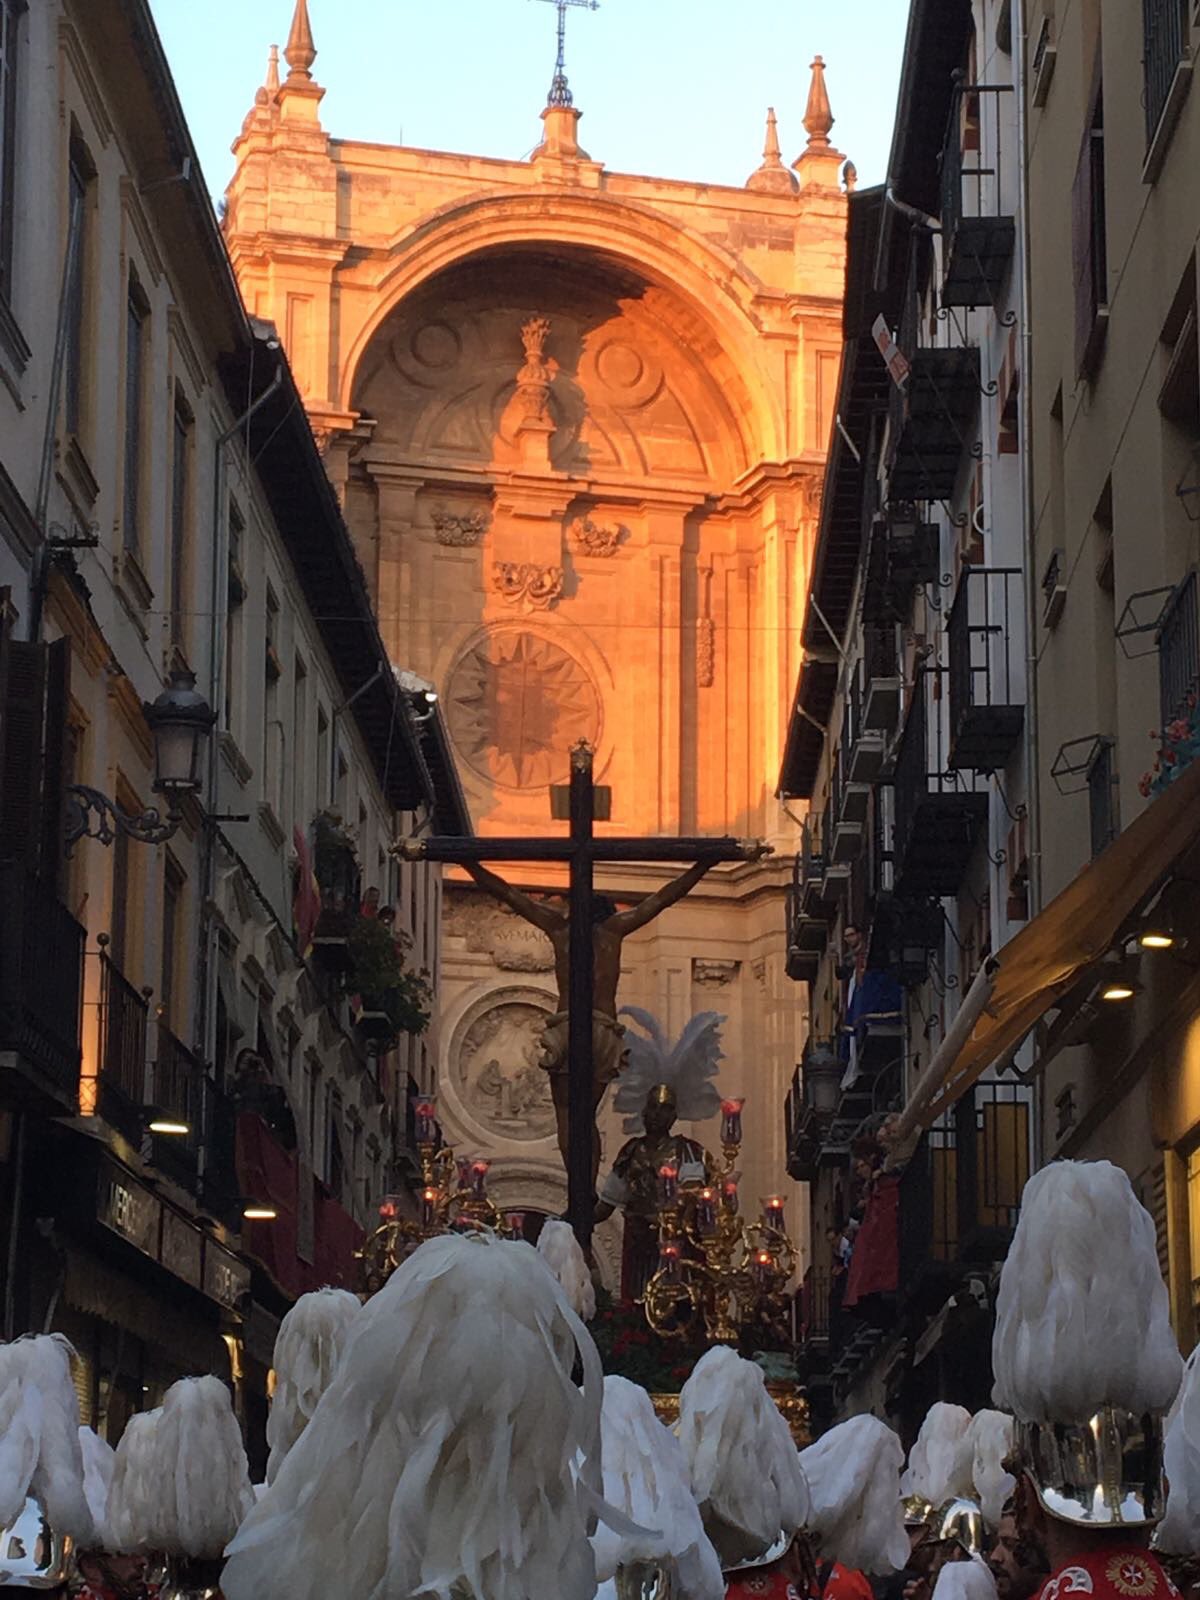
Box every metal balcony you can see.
[796,819,830,920]
[786,847,828,981]
[0,866,85,1111]
[1158,569,1199,727]
[150,1022,207,1190]
[785,1065,823,1180]
[954,1081,1031,1263]
[898,1127,962,1311]
[940,81,1016,309]
[893,671,988,897]
[98,953,149,1145]
[861,627,902,732]
[1143,0,1189,150]
[843,673,889,787]
[863,515,942,627]
[948,565,1025,772]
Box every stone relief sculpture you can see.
[569,516,625,558]
[431,507,490,547]
[442,890,556,973]
[492,561,565,612]
[450,990,557,1142]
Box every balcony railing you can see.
[940,79,1016,309]
[786,844,828,983]
[0,866,85,1109]
[1143,0,1189,149]
[948,565,1025,772]
[151,1022,206,1186]
[898,1127,960,1307]
[863,515,941,626]
[98,953,149,1144]
[954,1081,1031,1262]
[1158,570,1199,727]
[893,671,988,896]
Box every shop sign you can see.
[159,1208,204,1290]
[99,1167,160,1259]
[203,1243,250,1312]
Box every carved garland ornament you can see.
[697,617,716,688]
[570,516,625,558]
[492,561,564,612]
[432,508,490,547]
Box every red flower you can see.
[1139,774,1153,798]
[1163,748,1178,765]
[1168,719,1191,741]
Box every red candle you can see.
[658,1160,679,1205]
[659,1239,682,1282]
[764,1195,786,1231]
[470,1158,491,1200]
[414,1099,437,1144]
[696,1186,717,1236]
[379,1197,398,1221]
[504,1211,525,1241]
[753,1248,774,1288]
[720,1097,746,1146]
[723,1173,741,1216]
[420,1186,437,1228]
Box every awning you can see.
[893,755,1200,1137]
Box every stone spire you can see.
[803,56,834,151]
[266,44,281,99]
[284,0,317,84]
[746,107,798,194]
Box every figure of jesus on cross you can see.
[400,742,767,1246]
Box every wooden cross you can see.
[400,743,759,1247]
[531,0,599,107]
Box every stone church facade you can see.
[224,1,849,1283]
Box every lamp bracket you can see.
[65,784,179,853]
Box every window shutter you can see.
[39,636,70,886]
[0,638,46,864]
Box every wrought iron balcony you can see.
[898,1126,961,1309]
[829,745,866,864]
[786,853,828,983]
[948,565,1025,772]
[1143,0,1190,153]
[796,818,830,920]
[98,952,149,1145]
[892,671,988,897]
[785,1065,823,1180]
[0,865,85,1111]
[150,1022,207,1189]
[954,1081,1030,1262]
[861,626,902,732]
[1158,569,1199,727]
[940,79,1016,309]
[843,670,889,788]
[863,514,942,627]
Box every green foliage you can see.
[348,915,432,1038]
[589,1288,707,1394]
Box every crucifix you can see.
[531,0,599,108]
[399,742,765,1248]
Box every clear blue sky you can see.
[150,1,906,204]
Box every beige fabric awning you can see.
[899,755,1200,1135]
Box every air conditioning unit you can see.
[1041,548,1067,629]
[1032,17,1057,107]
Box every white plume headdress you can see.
[800,1413,909,1574]
[614,1008,725,1131]
[1156,1343,1200,1553]
[266,1287,360,1483]
[967,1410,1016,1529]
[0,1333,94,1544]
[223,1231,605,1600]
[992,1160,1183,1423]
[77,1427,115,1552]
[139,1377,253,1558]
[901,1403,974,1508]
[105,1409,161,1553]
[591,1375,724,1600]
[538,1220,596,1322]
[933,1554,1000,1600]
[677,1345,810,1569]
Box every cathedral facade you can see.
[224,1,848,1282]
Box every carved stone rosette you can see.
[432,507,489,547]
[492,561,564,612]
[570,516,624,558]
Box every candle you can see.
[722,1173,741,1216]
[414,1098,438,1145]
[378,1196,399,1221]
[658,1160,679,1205]
[696,1186,717,1236]
[456,1155,474,1191]
[720,1097,746,1146]
[470,1158,491,1200]
[504,1211,525,1241]
[420,1186,437,1228]
[753,1248,774,1289]
[659,1239,682,1283]
[763,1195,786,1231]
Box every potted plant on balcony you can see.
[311,812,360,974]
[347,916,432,1054]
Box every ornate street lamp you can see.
[66,670,216,850]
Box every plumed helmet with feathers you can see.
[613,1008,726,1132]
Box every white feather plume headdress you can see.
[992,1160,1183,1423]
[591,1375,724,1600]
[678,1345,810,1570]
[933,1554,1000,1600]
[266,1287,360,1483]
[105,1408,161,1554]
[901,1403,974,1508]
[77,1427,115,1552]
[800,1413,910,1574]
[967,1410,1016,1529]
[538,1220,596,1322]
[0,1333,94,1544]
[1155,1343,1200,1554]
[139,1377,253,1559]
[223,1231,605,1600]
[613,1008,725,1131]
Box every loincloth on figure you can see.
[538,1010,629,1092]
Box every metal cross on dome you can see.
[531,0,599,108]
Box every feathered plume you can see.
[901,1403,974,1507]
[538,1220,597,1322]
[1156,1343,1200,1553]
[967,1410,1015,1529]
[223,1232,605,1600]
[266,1287,360,1483]
[992,1160,1183,1423]
[591,1376,724,1600]
[677,1345,810,1569]
[613,1008,725,1131]
[78,1427,115,1551]
[137,1376,253,1558]
[800,1413,909,1574]
[106,1409,161,1553]
[933,1555,1001,1600]
[0,1333,93,1543]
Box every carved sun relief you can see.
[446,629,602,791]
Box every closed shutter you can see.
[0,639,46,864]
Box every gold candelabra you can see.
[643,1098,796,1346]
[356,1097,521,1295]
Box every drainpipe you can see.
[195,362,284,1078]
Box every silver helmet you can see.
[0,1499,73,1591]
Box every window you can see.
[264,589,282,814]
[224,504,245,733]
[170,393,193,652]
[292,657,307,823]
[1071,75,1107,379]
[1087,739,1118,857]
[316,705,329,808]
[160,857,184,1030]
[64,139,94,438]
[325,1084,345,1200]
[122,277,148,558]
[0,0,24,301]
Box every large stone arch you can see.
[338,191,788,464]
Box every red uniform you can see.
[823,1564,876,1600]
[1036,1549,1179,1600]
